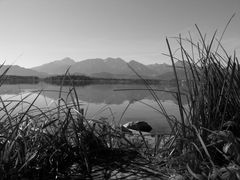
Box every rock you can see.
[120,125,133,134]
[123,121,152,132]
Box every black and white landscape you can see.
[0,0,240,179]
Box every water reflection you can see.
[0,83,186,133]
[0,83,187,105]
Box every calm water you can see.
[0,83,186,133]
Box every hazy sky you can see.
[0,0,240,68]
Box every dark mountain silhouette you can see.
[157,69,186,80]
[147,63,172,75]
[31,57,189,80]
[68,57,157,76]
[0,65,48,77]
[32,57,160,77]
[70,58,128,75]
[128,60,158,76]
[157,61,193,80]
[31,57,75,74]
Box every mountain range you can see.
[0,65,47,77]
[1,57,187,80]
[32,57,159,77]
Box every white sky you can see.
[0,0,240,68]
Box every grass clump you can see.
[0,73,169,179]
[162,20,240,178]
[119,16,240,179]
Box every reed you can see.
[0,68,169,179]
[163,16,240,178]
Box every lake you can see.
[0,83,185,134]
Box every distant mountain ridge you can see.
[32,57,75,75]
[147,63,172,75]
[0,65,48,77]
[31,57,180,79]
[0,57,189,80]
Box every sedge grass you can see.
[161,17,240,179]
[114,16,240,179]
[0,68,170,179]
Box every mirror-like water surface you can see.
[0,83,186,133]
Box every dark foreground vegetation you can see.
[1,23,240,179]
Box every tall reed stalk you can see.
[163,17,240,178]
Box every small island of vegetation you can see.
[43,74,164,86]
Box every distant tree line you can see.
[1,74,172,85]
[3,75,39,84]
[44,75,92,86]
[43,74,163,85]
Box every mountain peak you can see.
[31,57,76,74]
[128,60,142,65]
[56,57,75,64]
[104,57,125,63]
